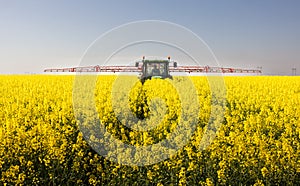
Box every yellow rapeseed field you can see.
[0,75,299,185]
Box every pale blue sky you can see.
[0,0,299,75]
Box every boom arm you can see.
[44,65,262,74]
[169,66,262,73]
[44,65,141,73]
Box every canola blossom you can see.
[0,75,299,185]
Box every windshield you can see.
[145,62,167,76]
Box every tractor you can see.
[136,56,177,84]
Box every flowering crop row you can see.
[0,75,299,185]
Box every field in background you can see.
[0,75,299,185]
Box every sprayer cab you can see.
[136,56,177,84]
